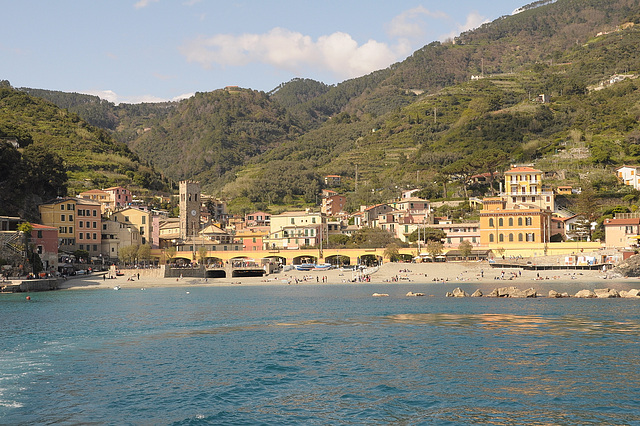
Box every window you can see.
[518,217,523,226]
[93,210,97,217]
[37,230,42,238]
[61,214,66,222]
[93,233,97,240]
[489,218,494,227]
[499,234,504,242]
[526,233,535,242]
[291,218,295,225]
[498,218,504,227]
[508,218,513,226]
[525,217,532,226]
[86,221,90,228]
[79,222,83,228]
[93,245,97,252]
[61,204,65,211]
[93,222,97,229]
[519,233,523,242]
[509,233,514,242]
[142,216,146,224]
[625,226,635,234]
[489,234,494,242]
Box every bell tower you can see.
[179,180,201,239]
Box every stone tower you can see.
[179,180,201,239]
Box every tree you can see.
[442,158,476,198]
[458,240,473,260]
[426,240,444,260]
[384,243,401,262]
[408,227,446,244]
[17,222,34,273]
[138,244,151,266]
[164,246,177,264]
[470,149,509,195]
[197,246,208,265]
[118,245,137,265]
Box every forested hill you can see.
[15,0,640,215]
[0,84,168,218]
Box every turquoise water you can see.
[2,281,640,425]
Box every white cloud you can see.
[439,11,489,41]
[80,89,186,105]
[385,6,449,40]
[180,27,408,81]
[134,0,158,10]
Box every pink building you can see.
[31,224,58,271]
[104,186,132,208]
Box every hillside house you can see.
[603,217,640,249]
[616,165,640,190]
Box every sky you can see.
[1,0,529,104]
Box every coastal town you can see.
[2,162,640,288]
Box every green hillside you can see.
[15,0,640,217]
[0,84,169,214]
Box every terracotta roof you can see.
[604,218,640,225]
[505,166,541,173]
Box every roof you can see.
[616,165,640,170]
[604,218,640,225]
[551,215,577,222]
[79,189,108,195]
[31,223,57,230]
[504,166,542,174]
[364,203,393,212]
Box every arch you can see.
[262,255,287,266]
[205,269,226,278]
[499,233,504,243]
[293,255,318,265]
[358,254,382,267]
[509,233,514,242]
[518,233,523,242]
[518,217,523,226]
[489,234,494,243]
[498,218,504,227]
[325,254,351,266]
[204,256,224,267]
[489,218,494,227]
[508,218,513,227]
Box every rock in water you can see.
[452,287,468,297]
[594,288,620,298]
[471,289,483,297]
[574,289,596,298]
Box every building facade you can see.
[179,180,201,239]
[265,211,326,249]
[39,197,102,256]
[503,166,555,211]
[479,198,552,246]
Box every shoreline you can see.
[54,261,639,292]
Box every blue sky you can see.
[1,0,529,104]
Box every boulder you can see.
[625,288,640,298]
[549,290,569,298]
[488,286,536,298]
[372,293,389,297]
[594,288,620,298]
[406,291,425,297]
[452,287,468,297]
[574,289,596,298]
[445,292,453,297]
[471,289,483,297]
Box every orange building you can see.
[479,197,552,245]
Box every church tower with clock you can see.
[179,180,201,240]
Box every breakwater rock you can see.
[611,255,640,277]
[488,286,538,298]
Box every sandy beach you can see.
[57,260,632,292]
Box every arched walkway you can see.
[359,254,382,267]
[292,255,317,265]
[325,254,351,266]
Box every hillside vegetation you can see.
[0,83,168,215]
[15,0,640,217]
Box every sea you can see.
[1,280,640,425]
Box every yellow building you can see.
[503,166,554,211]
[265,211,326,250]
[479,197,552,246]
[110,207,152,246]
